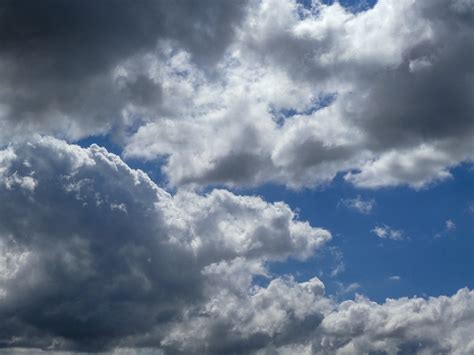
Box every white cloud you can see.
[372,225,405,241]
[445,219,456,232]
[122,0,474,190]
[339,196,375,214]
[318,288,474,354]
[0,0,471,190]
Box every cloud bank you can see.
[0,0,472,189]
[0,138,472,354]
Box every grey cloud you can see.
[1,138,474,354]
[0,137,330,352]
[0,0,249,141]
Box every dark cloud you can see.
[0,0,249,140]
[0,138,473,354]
[356,0,474,150]
[0,137,330,352]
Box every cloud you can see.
[0,0,249,141]
[316,288,474,354]
[435,218,457,238]
[339,196,375,214]
[372,225,405,241]
[0,137,330,352]
[389,275,401,281]
[0,138,473,354]
[0,1,473,353]
[0,0,464,191]
[0,0,471,189]
[445,219,456,232]
[122,0,474,189]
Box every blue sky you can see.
[302,0,378,12]
[254,166,474,302]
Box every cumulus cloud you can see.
[1,1,473,353]
[121,0,474,189]
[315,288,474,354]
[0,138,473,354]
[0,137,330,352]
[0,0,471,189]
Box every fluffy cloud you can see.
[1,1,473,353]
[315,288,474,354]
[0,137,330,351]
[1,0,472,189]
[0,138,473,354]
[122,0,474,189]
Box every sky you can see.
[0,0,473,354]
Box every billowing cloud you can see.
[1,1,473,353]
[0,138,473,354]
[1,0,472,189]
[0,137,330,351]
[314,288,474,354]
[122,0,474,189]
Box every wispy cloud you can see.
[445,219,456,232]
[372,225,405,241]
[339,195,375,214]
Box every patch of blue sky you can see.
[271,92,337,127]
[242,164,474,302]
[298,0,377,13]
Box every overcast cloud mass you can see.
[0,0,473,354]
